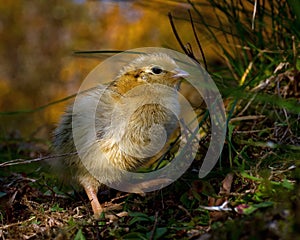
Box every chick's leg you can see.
[82,183,103,217]
[83,182,129,221]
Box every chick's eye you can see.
[151,66,163,74]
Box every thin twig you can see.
[229,115,265,123]
[199,201,232,211]
[149,211,159,240]
[178,205,192,218]
[0,152,77,167]
[0,216,36,230]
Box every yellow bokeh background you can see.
[0,0,226,140]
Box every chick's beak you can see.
[171,68,189,90]
[172,68,189,78]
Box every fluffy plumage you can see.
[52,53,188,217]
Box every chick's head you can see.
[114,53,189,95]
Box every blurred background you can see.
[1,1,299,238]
[0,0,224,142]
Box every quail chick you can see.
[52,53,188,217]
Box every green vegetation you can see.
[0,0,299,239]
